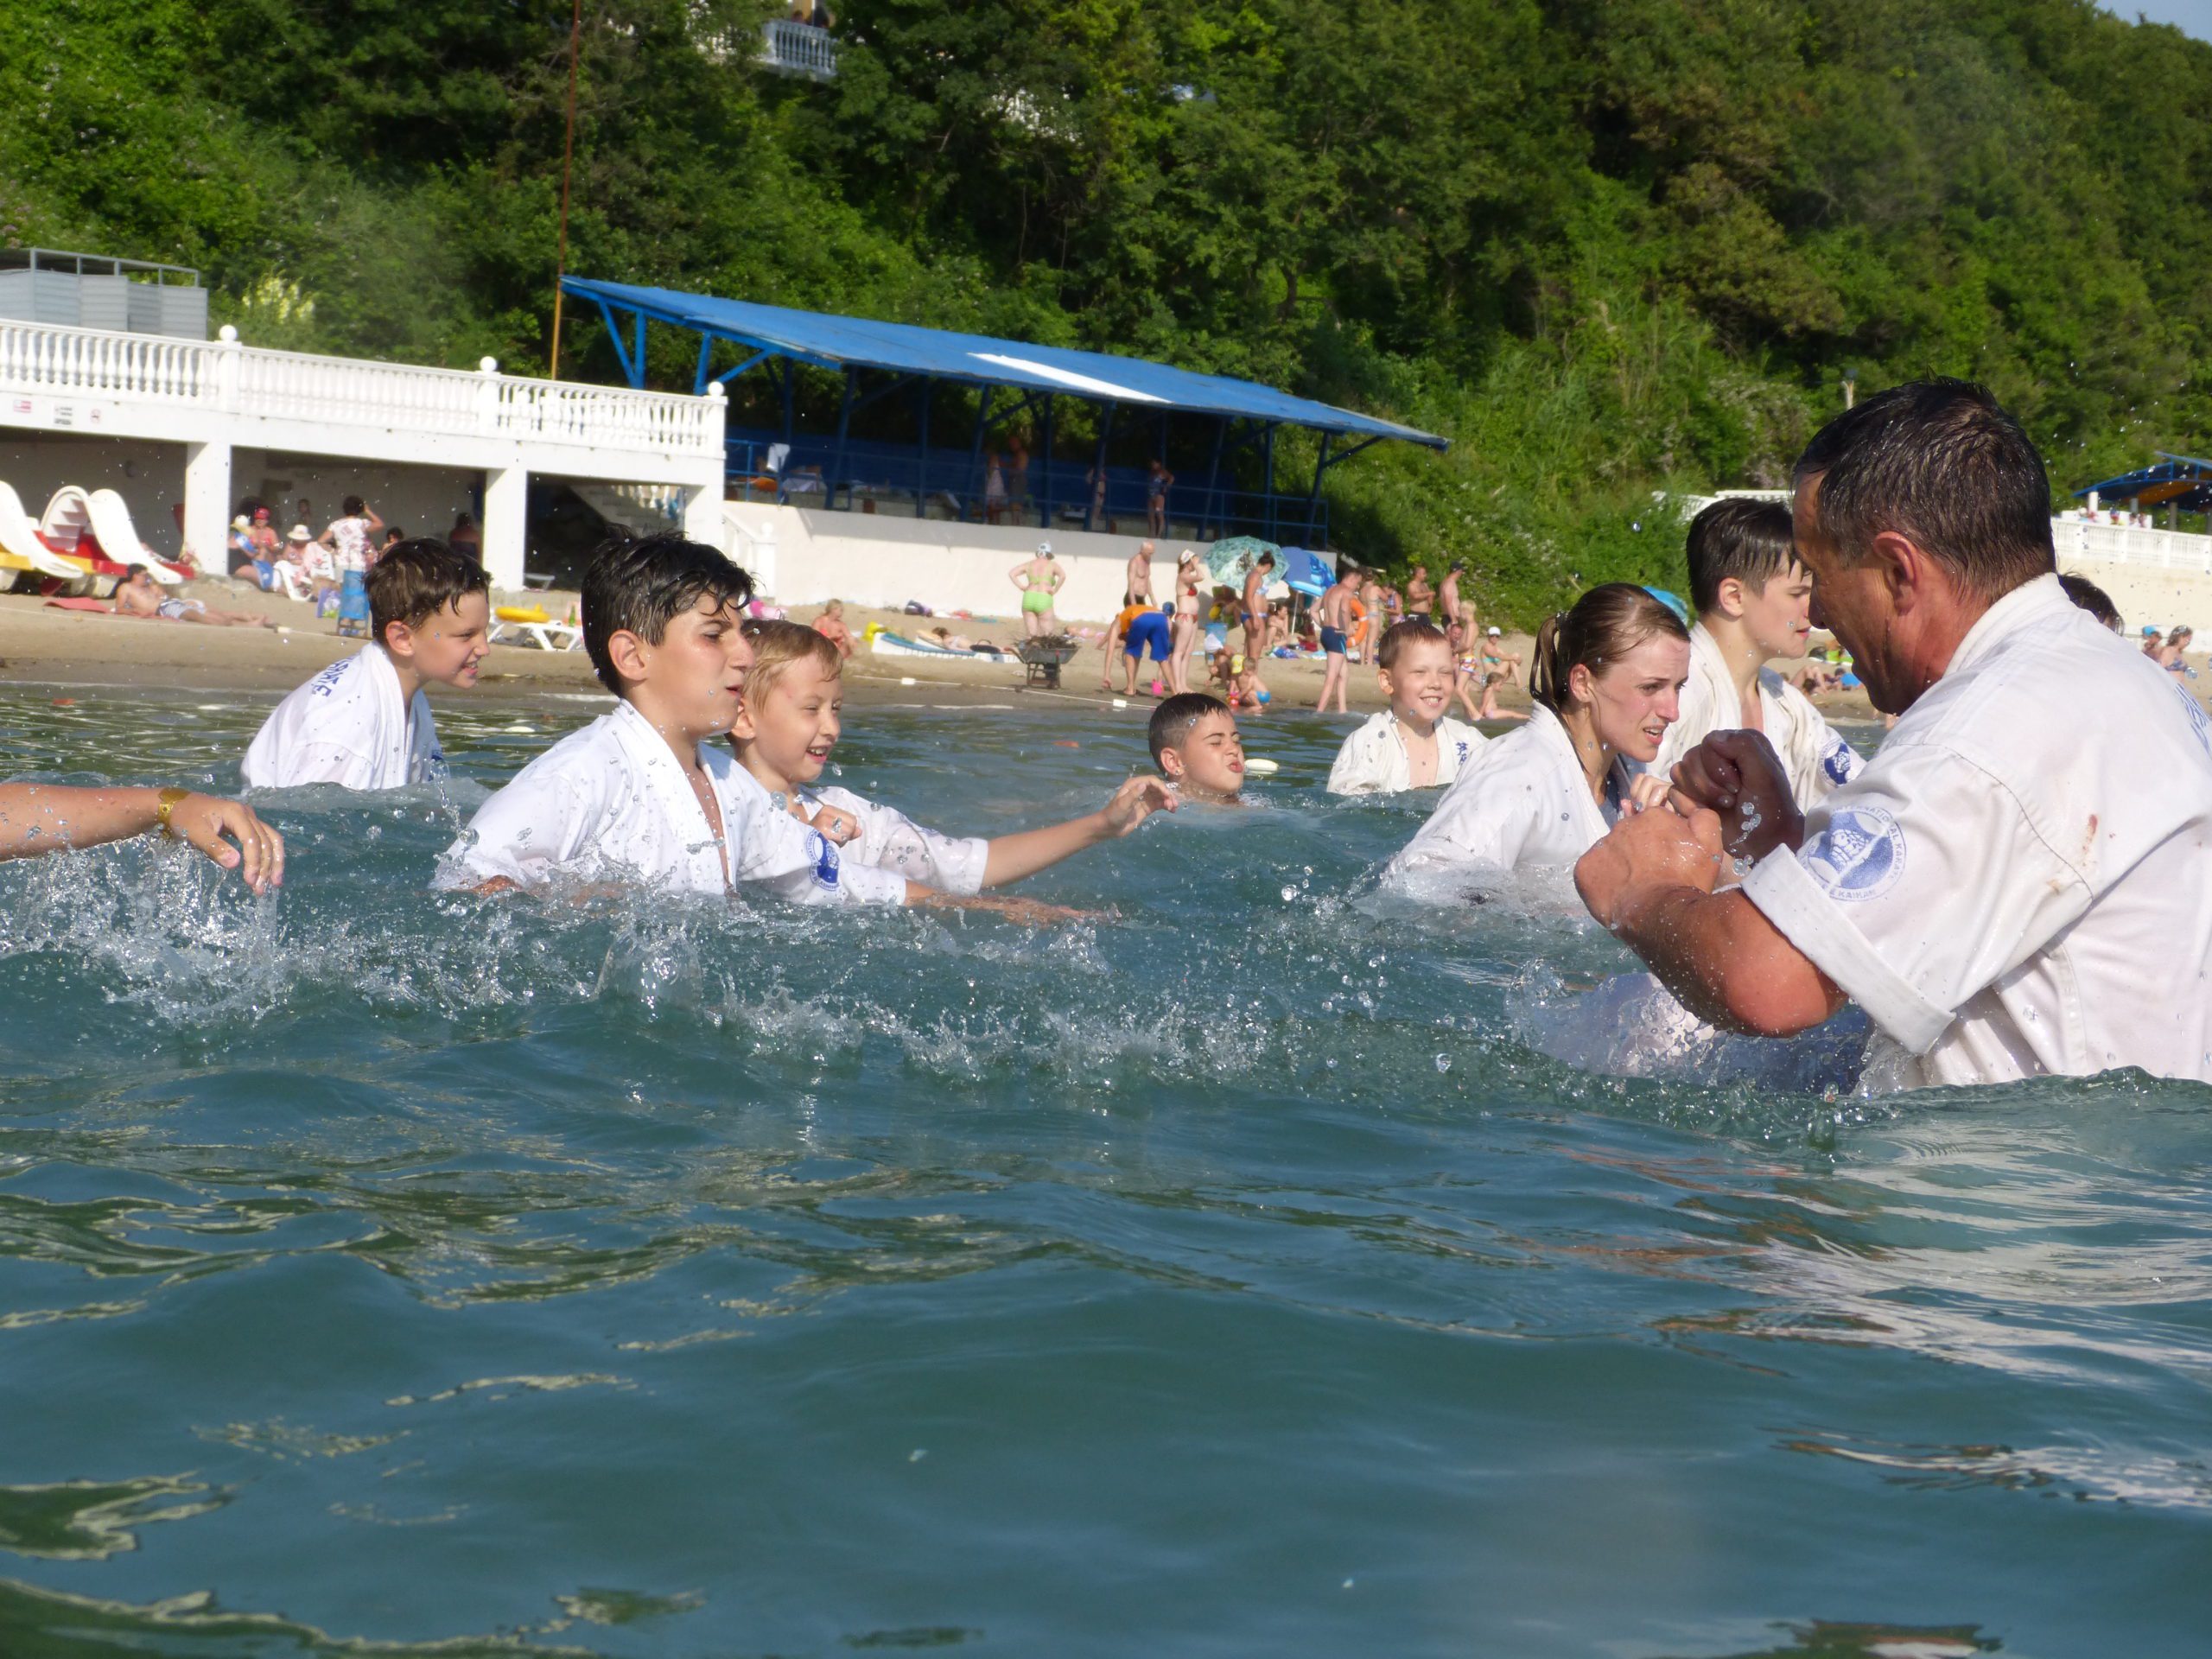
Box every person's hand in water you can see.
[1100,776,1177,836]
[1573,798,1726,931]
[909,889,1100,926]
[1668,729,1801,861]
[167,793,287,893]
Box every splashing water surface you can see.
[1,689,2207,1658]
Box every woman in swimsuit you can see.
[1007,543,1065,639]
[1169,553,1204,694]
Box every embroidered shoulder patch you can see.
[1799,805,1906,903]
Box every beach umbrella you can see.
[1276,546,1335,598]
[1205,535,1280,586]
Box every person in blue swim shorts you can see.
[1122,602,1175,696]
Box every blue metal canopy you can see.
[2074,452,2212,512]
[561,277,1447,451]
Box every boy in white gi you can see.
[728,621,1174,893]
[241,538,489,790]
[1326,620,1486,795]
[1580,378,2212,1091]
[1644,498,1862,807]
[439,536,1059,914]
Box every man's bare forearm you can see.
[1612,884,1841,1037]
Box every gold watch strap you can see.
[155,787,190,836]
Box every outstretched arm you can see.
[0,783,285,891]
[979,776,1175,888]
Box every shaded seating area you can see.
[560,277,1446,547]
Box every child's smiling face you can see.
[1163,710,1245,799]
[734,655,843,789]
[1378,637,1455,729]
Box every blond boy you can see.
[1326,620,1486,794]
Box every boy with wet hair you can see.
[243,537,490,790]
[1326,619,1486,795]
[1148,692,1246,804]
[1643,497,1863,808]
[730,620,1173,895]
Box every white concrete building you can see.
[0,318,727,589]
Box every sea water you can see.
[1,688,2208,1658]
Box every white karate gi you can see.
[1325,712,1487,796]
[803,785,989,896]
[1645,622,1863,808]
[1741,575,2212,1090]
[436,701,906,905]
[241,645,444,791]
[1385,703,1632,900]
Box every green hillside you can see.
[4,0,2204,617]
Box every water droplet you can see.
[1433,1053,1451,1073]
[909,1448,928,1462]
[1281,884,1298,901]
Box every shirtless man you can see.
[1315,562,1357,714]
[1241,551,1275,667]
[1357,570,1388,660]
[112,567,276,628]
[1405,563,1437,623]
[1440,560,1469,635]
[1127,540,1156,607]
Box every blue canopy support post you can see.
[633,311,647,387]
[1262,424,1277,541]
[589,297,647,388]
[964,388,995,524]
[1089,402,1118,534]
[1306,432,1331,543]
[1204,418,1227,540]
[916,377,931,516]
[778,358,795,440]
[1038,395,1054,531]
[830,366,855,511]
[693,334,716,396]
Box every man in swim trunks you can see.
[1440,561,1468,635]
[1405,563,1437,624]
[1241,551,1275,667]
[1120,602,1174,696]
[1128,540,1155,606]
[1008,543,1065,639]
[1315,561,1357,714]
[112,567,276,628]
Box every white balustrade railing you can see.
[2052,517,2212,576]
[761,18,838,78]
[0,319,721,460]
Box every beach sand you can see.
[0,575,1998,727]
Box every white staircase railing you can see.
[760,18,837,79]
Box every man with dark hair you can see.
[1643,497,1863,809]
[242,537,489,790]
[1578,378,2212,1090]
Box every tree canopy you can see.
[3,0,2205,617]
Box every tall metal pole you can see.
[547,0,583,378]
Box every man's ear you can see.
[1713,575,1747,620]
[605,628,650,686]
[1868,530,1928,613]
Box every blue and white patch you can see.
[2175,682,2212,761]
[1799,806,1905,903]
[1821,734,1859,786]
[808,828,841,890]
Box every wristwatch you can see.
[155,787,190,836]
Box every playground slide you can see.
[0,480,97,586]
[86,488,183,584]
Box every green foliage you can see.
[3,0,2211,620]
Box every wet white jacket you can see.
[242,645,443,791]
[1326,712,1486,796]
[1742,575,2212,1090]
[1645,623,1863,808]
[437,700,906,905]
[1385,703,1632,899]
[803,785,989,896]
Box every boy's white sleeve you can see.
[817,786,989,895]
[1740,742,2083,1054]
[436,763,601,891]
[1326,725,1382,795]
[728,783,907,906]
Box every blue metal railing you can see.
[724,429,1328,546]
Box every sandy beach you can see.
[0,575,1936,724]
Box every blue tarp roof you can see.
[2074,451,2212,512]
[563,277,1447,451]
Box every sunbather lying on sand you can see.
[112,567,277,628]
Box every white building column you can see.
[482,464,528,591]
[182,440,232,571]
[685,382,729,553]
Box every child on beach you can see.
[811,599,855,659]
[1148,693,1246,804]
[1325,620,1485,794]
[730,620,1173,894]
[1642,498,1862,808]
[242,539,488,790]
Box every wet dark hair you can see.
[1529,583,1688,715]
[1148,692,1230,768]
[1794,378,2055,600]
[368,538,490,648]
[1376,618,1448,671]
[2058,573,2120,631]
[582,532,754,696]
[341,495,366,518]
[1685,498,1798,615]
[382,525,405,544]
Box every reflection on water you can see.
[0,691,2206,1656]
